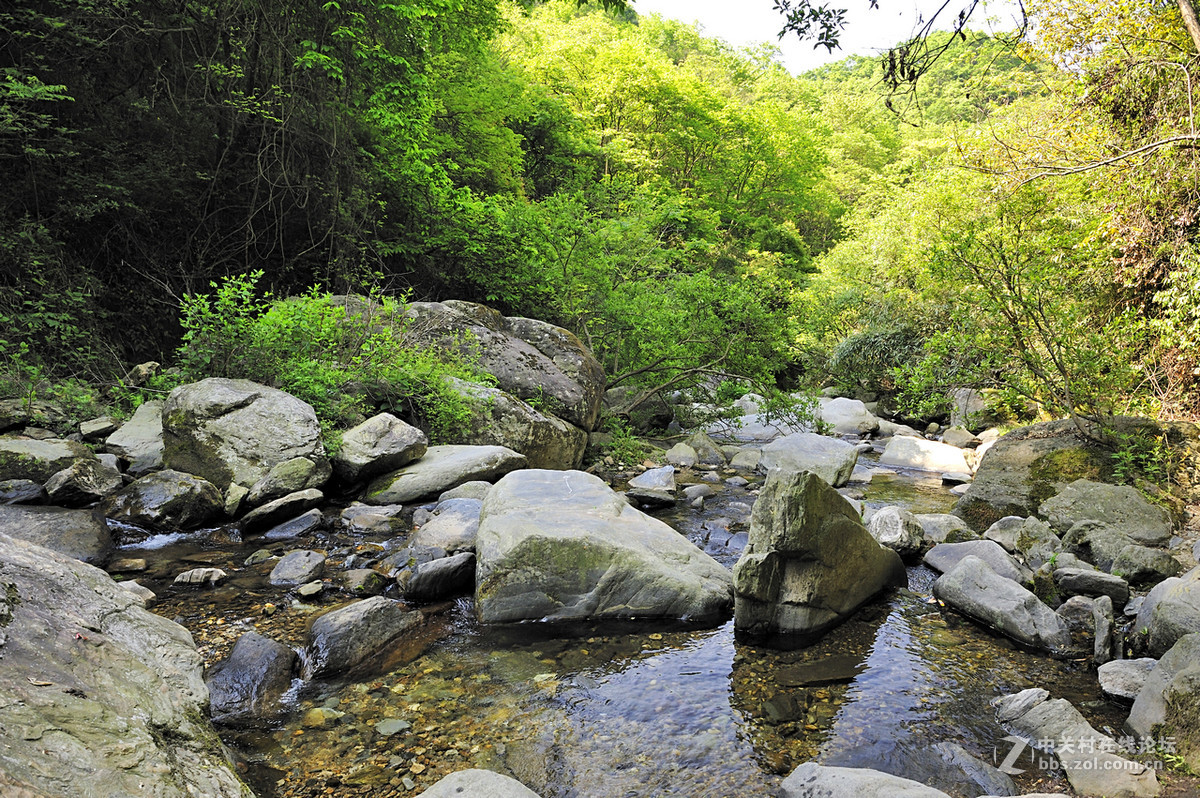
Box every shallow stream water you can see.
[133,460,1128,797]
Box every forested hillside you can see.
[3,0,1199,429]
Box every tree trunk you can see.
[1180,0,1200,53]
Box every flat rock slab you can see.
[103,400,164,474]
[775,655,866,687]
[475,469,733,624]
[0,436,96,482]
[0,504,113,565]
[925,539,1032,585]
[1098,658,1158,702]
[758,432,859,488]
[269,550,326,586]
[879,436,970,474]
[781,763,951,797]
[415,769,542,798]
[0,532,253,797]
[365,445,526,505]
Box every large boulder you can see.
[733,469,906,640]
[1133,567,1200,657]
[758,432,859,488]
[474,469,733,624]
[403,299,606,431]
[0,505,113,565]
[780,763,950,798]
[332,412,427,484]
[817,397,880,436]
[878,436,970,474]
[1127,633,1200,772]
[952,419,1112,531]
[441,378,587,470]
[867,506,926,558]
[625,464,677,507]
[103,400,164,475]
[162,378,330,501]
[0,436,97,482]
[1039,479,1173,546]
[994,688,1160,797]
[102,469,224,531]
[933,556,1075,655]
[303,596,423,678]
[43,458,124,506]
[0,532,253,797]
[364,445,526,505]
[205,631,297,726]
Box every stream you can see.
[129,459,1127,797]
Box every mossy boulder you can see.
[0,436,97,483]
[952,419,1111,531]
[162,378,330,501]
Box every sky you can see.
[629,0,1026,74]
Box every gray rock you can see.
[475,469,732,624]
[262,508,323,540]
[0,436,97,482]
[0,533,253,797]
[0,478,45,504]
[729,448,762,471]
[296,581,324,599]
[1040,479,1173,546]
[940,426,980,448]
[994,689,1160,797]
[269,550,325,586]
[1098,658,1158,702]
[103,400,164,474]
[665,442,698,468]
[983,516,1026,553]
[879,436,969,474]
[1112,544,1183,586]
[940,471,973,485]
[403,299,606,430]
[409,498,482,553]
[950,387,991,430]
[1127,633,1200,771]
[174,567,227,586]
[403,551,476,602]
[102,469,224,531]
[626,465,677,507]
[867,506,926,558]
[930,741,1017,797]
[80,416,119,441]
[817,397,880,436]
[0,505,113,565]
[442,378,587,469]
[925,540,1032,585]
[685,430,726,466]
[333,412,428,483]
[239,488,324,534]
[340,569,388,596]
[205,631,297,726]
[247,456,329,506]
[1014,517,1063,569]
[162,378,330,499]
[44,457,124,506]
[1053,567,1130,606]
[303,595,422,678]
[734,469,905,640]
[952,419,1111,531]
[933,556,1075,655]
[439,481,492,502]
[1093,594,1116,665]
[914,513,972,544]
[364,444,526,505]
[780,762,950,798]
[340,502,407,536]
[877,418,922,438]
[758,432,859,488]
[414,768,542,798]
[683,484,715,502]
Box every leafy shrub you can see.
[1109,430,1176,487]
[829,326,924,395]
[175,273,490,441]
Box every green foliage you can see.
[829,327,923,395]
[175,273,488,441]
[1109,430,1176,487]
[597,417,655,467]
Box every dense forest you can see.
[2,0,1199,435]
